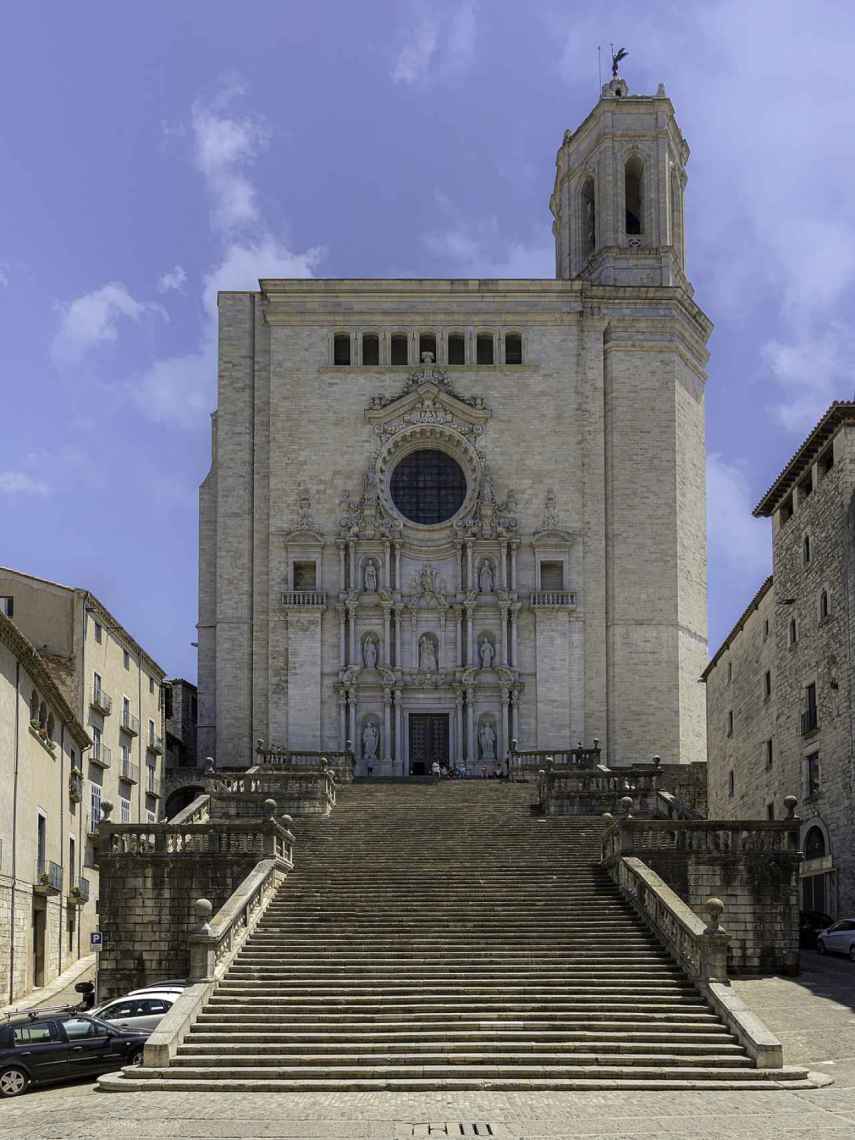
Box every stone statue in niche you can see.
[363,560,378,592]
[418,633,438,673]
[362,722,379,761]
[479,721,496,761]
[363,637,379,669]
[479,636,495,669]
[478,559,495,593]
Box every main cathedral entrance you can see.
[409,713,449,775]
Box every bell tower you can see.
[550,71,690,288]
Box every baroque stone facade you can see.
[199,79,711,775]
[705,403,855,918]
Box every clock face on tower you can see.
[389,448,467,526]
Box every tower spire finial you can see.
[611,46,628,78]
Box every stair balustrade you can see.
[255,743,355,783]
[98,817,294,863]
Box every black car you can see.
[800,909,833,949]
[0,1008,148,1097]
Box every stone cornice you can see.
[0,612,91,749]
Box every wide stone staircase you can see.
[129,781,813,1090]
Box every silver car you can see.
[816,918,855,961]
[91,987,183,1033]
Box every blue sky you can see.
[2,1,855,682]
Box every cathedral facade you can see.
[198,77,712,775]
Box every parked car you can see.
[800,909,833,948]
[816,918,855,960]
[92,984,185,1034]
[0,1008,148,1097]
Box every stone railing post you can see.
[699,896,730,982]
[262,799,278,856]
[189,898,216,982]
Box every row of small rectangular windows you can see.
[333,332,524,367]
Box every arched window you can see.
[804,826,826,860]
[333,334,351,366]
[30,689,38,723]
[580,177,596,259]
[361,333,379,366]
[625,155,643,235]
[418,333,437,363]
[820,589,829,620]
[504,333,522,365]
[390,334,409,366]
[447,333,465,365]
[476,334,494,365]
[671,169,684,266]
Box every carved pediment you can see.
[366,372,490,442]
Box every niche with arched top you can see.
[580,177,596,259]
[625,154,643,235]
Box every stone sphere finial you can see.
[263,798,277,820]
[321,756,328,769]
[512,738,518,750]
[602,812,614,821]
[593,738,600,750]
[100,800,113,821]
[620,795,633,817]
[194,897,213,934]
[256,738,264,752]
[783,795,798,819]
[652,754,662,767]
[280,814,294,829]
[706,897,724,931]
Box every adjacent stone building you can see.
[163,678,203,819]
[0,609,92,1002]
[199,76,712,775]
[0,567,167,954]
[704,402,855,918]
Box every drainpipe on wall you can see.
[9,662,21,1003]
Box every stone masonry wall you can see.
[96,850,261,1000]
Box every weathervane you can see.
[611,46,628,78]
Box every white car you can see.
[816,918,855,961]
[91,985,185,1034]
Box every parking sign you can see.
[90,931,103,951]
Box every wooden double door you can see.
[409,713,449,775]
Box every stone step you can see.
[171,1048,752,1067]
[195,1011,721,1026]
[187,1028,736,1044]
[177,1040,745,1059]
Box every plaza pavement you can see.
[2,951,855,1139]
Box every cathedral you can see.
[197,74,711,776]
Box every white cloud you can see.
[0,263,8,287]
[191,85,269,233]
[392,2,477,86]
[51,282,163,366]
[157,265,187,293]
[763,323,855,434]
[422,203,552,277]
[706,453,770,582]
[0,471,50,497]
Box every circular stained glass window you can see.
[390,449,467,525]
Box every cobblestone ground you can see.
[3,952,855,1140]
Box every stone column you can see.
[466,605,476,667]
[338,606,347,665]
[348,541,356,592]
[499,606,509,666]
[337,692,347,749]
[466,687,475,767]
[394,688,404,773]
[383,541,391,590]
[382,605,392,667]
[510,689,520,752]
[351,690,359,766]
[454,541,463,592]
[394,606,402,666]
[510,542,518,591]
[393,542,402,591]
[455,693,464,769]
[383,688,392,765]
[440,612,448,669]
[511,603,520,667]
[348,604,358,664]
[499,542,507,590]
[337,542,346,590]
[499,689,510,768]
[466,541,474,593]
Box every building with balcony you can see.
[0,609,92,1002]
[704,402,855,918]
[0,567,168,973]
[199,76,711,776]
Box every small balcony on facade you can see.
[34,860,63,895]
[801,706,819,736]
[146,732,164,755]
[282,590,327,609]
[90,742,112,769]
[68,876,90,907]
[90,686,112,716]
[530,591,577,608]
[120,758,139,785]
[120,710,140,736]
